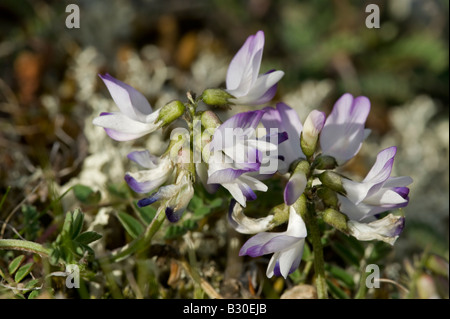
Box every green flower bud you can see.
[322,208,349,233]
[300,110,326,157]
[318,171,345,194]
[200,110,222,130]
[312,155,338,170]
[316,186,339,208]
[157,100,186,126]
[291,159,310,176]
[201,89,234,106]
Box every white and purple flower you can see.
[239,206,307,279]
[225,31,284,106]
[261,102,304,174]
[93,74,162,141]
[320,93,371,165]
[338,146,413,221]
[228,199,274,234]
[138,171,194,223]
[207,110,287,207]
[348,214,405,245]
[124,150,174,194]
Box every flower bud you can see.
[157,100,185,126]
[316,186,339,208]
[291,159,310,176]
[312,155,338,170]
[201,89,234,106]
[322,208,349,233]
[318,171,345,194]
[200,110,222,129]
[301,110,326,157]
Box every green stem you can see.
[103,206,166,263]
[354,244,374,299]
[304,204,328,299]
[0,239,50,257]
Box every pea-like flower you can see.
[228,199,274,234]
[239,205,307,279]
[207,110,286,207]
[225,31,284,106]
[338,146,413,221]
[138,171,194,223]
[348,214,405,245]
[124,150,174,194]
[320,93,371,165]
[93,74,162,141]
[261,102,304,174]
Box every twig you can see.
[179,259,223,299]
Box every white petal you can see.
[93,112,159,137]
[363,188,408,206]
[99,74,152,121]
[383,176,414,188]
[222,183,247,207]
[229,201,274,234]
[229,71,284,105]
[348,214,405,245]
[286,206,307,237]
[278,239,305,278]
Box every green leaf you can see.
[28,290,40,299]
[332,242,360,267]
[0,267,7,280]
[326,279,350,299]
[14,263,33,283]
[71,209,84,239]
[326,264,355,289]
[164,225,188,240]
[107,183,129,199]
[75,231,102,245]
[188,194,203,210]
[193,206,211,218]
[117,212,144,239]
[368,241,392,264]
[24,279,41,291]
[134,201,156,225]
[209,198,223,208]
[73,184,101,205]
[8,255,25,275]
[182,219,198,231]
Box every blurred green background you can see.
[0,0,448,299]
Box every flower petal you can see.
[261,103,304,172]
[320,94,370,164]
[99,73,152,121]
[226,31,265,93]
[127,150,159,169]
[93,112,159,141]
[228,200,274,234]
[229,71,284,105]
[348,214,405,245]
[284,171,307,206]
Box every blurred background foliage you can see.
[0,0,448,299]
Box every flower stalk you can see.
[295,196,328,299]
[105,206,166,263]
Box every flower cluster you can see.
[93,30,412,282]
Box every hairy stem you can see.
[0,239,50,257]
[304,204,328,299]
[104,206,166,263]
